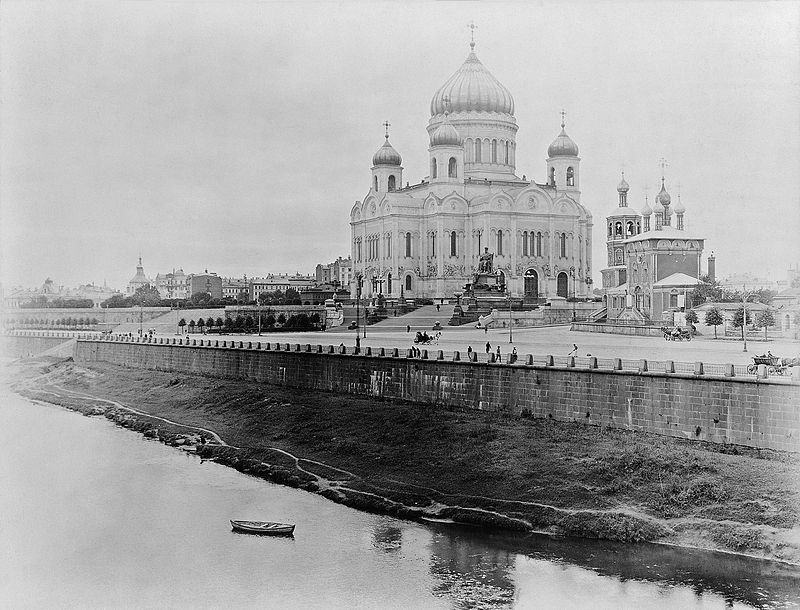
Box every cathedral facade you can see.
[349,42,593,302]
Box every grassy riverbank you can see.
[7,356,800,564]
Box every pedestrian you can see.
[467,345,472,355]
[485,341,491,354]
[484,325,488,334]
[511,347,517,363]
[569,343,578,356]
[407,325,411,333]
[355,335,361,353]
[436,304,440,312]
[496,345,501,363]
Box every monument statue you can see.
[477,247,494,274]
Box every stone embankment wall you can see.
[572,322,665,337]
[0,332,85,358]
[75,337,800,453]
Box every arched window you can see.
[431,158,437,179]
[388,175,396,191]
[522,231,529,256]
[615,222,623,237]
[559,234,567,258]
[357,239,362,262]
[627,221,634,235]
[497,231,503,256]
[549,167,555,186]
[465,138,473,162]
[374,176,378,191]
[491,139,497,163]
[505,141,510,164]
[450,231,457,257]
[405,232,412,258]
[448,157,457,178]
[430,232,436,257]
[405,275,412,291]
[557,272,568,298]
[474,139,482,162]
[566,167,574,186]
[536,232,543,257]
[636,221,641,234]
[608,223,613,237]
[386,234,391,258]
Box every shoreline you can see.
[6,356,800,567]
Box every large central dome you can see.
[430,50,515,116]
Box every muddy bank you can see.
[6,356,800,565]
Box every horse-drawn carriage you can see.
[747,354,794,376]
[413,331,434,345]
[661,326,692,341]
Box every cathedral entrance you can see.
[557,272,568,298]
[524,269,538,298]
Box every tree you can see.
[197,318,205,332]
[690,275,723,307]
[190,292,212,306]
[755,310,775,340]
[704,308,723,339]
[224,317,233,330]
[129,285,163,307]
[102,294,128,308]
[277,313,287,325]
[244,315,255,330]
[188,319,196,333]
[233,315,245,330]
[684,310,698,324]
[206,317,215,329]
[265,314,276,327]
[216,317,224,328]
[178,318,186,334]
[284,288,302,305]
[731,306,752,341]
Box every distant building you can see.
[3,278,120,309]
[315,257,353,289]
[718,272,778,292]
[188,273,223,300]
[127,257,152,295]
[250,274,316,301]
[154,269,189,300]
[601,175,706,322]
[222,277,250,301]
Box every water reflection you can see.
[421,524,800,609]
[372,523,403,553]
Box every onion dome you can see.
[641,200,653,216]
[657,180,671,206]
[430,49,515,116]
[372,136,402,166]
[548,122,579,157]
[674,194,685,214]
[617,174,630,193]
[430,120,461,147]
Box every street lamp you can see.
[507,294,513,343]
[742,284,751,353]
[569,267,576,321]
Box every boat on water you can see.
[230,520,295,535]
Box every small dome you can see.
[641,200,653,215]
[372,137,402,166]
[430,50,515,116]
[657,181,671,206]
[548,125,579,157]
[617,174,629,193]
[430,121,461,147]
[674,196,685,214]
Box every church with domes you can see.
[349,40,593,302]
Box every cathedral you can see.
[349,40,593,302]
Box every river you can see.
[0,392,798,609]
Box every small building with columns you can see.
[349,40,593,302]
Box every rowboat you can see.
[230,520,295,535]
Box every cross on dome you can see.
[468,21,477,50]
[383,120,391,139]
[560,109,566,128]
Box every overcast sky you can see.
[1,1,798,291]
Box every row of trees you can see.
[101,286,307,309]
[689,276,776,308]
[177,312,322,333]
[19,297,96,309]
[684,307,776,339]
[5,317,100,328]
